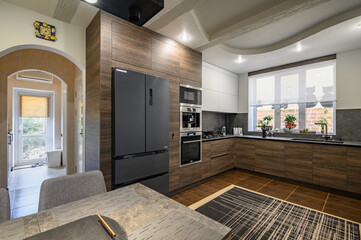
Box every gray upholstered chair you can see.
[38,170,107,211]
[0,188,10,223]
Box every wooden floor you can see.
[171,169,361,223]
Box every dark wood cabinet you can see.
[210,139,234,175]
[111,21,152,69]
[312,145,347,190]
[235,138,256,171]
[180,49,202,83]
[211,139,233,157]
[255,140,285,177]
[151,38,180,76]
[202,141,212,179]
[211,154,233,175]
[179,163,202,188]
[346,147,361,194]
[284,142,313,183]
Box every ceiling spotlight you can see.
[293,43,303,52]
[179,33,190,42]
[85,0,97,3]
[235,55,245,63]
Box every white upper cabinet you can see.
[202,62,239,113]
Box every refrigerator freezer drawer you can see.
[140,174,169,196]
[114,152,169,185]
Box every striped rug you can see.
[193,186,360,240]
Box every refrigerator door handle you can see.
[149,88,153,106]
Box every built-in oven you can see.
[180,106,202,132]
[180,132,202,166]
[180,84,202,106]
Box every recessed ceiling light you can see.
[235,55,245,63]
[293,43,303,52]
[179,33,190,42]
[85,0,97,4]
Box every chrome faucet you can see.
[315,122,331,140]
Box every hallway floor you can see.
[8,166,66,219]
[171,169,361,224]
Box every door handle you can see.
[182,140,201,144]
[149,88,153,106]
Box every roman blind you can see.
[249,60,336,106]
[20,95,49,117]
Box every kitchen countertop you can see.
[202,134,361,147]
[0,184,231,240]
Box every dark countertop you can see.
[202,134,361,147]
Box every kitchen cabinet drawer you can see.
[235,138,256,171]
[179,163,202,188]
[347,147,361,194]
[312,144,347,190]
[255,140,285,177]
[211,139,233,158]
[211,153,233,175]
[284,143,313,183]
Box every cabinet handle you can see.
[211,153,230,159]
[149,88,153,106]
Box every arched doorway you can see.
[0,46,84,189]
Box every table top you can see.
[0,184,231,240]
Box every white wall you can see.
[336,48,361,109]
[0,0,85,68]
[238,73,248,113]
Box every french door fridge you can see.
[112,68,169,195]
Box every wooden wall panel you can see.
[86,11,202,191]
[255,140,285,177]
[111,21,152,69]
[312,145,347,190]
[284,142,313,183]
[347,147,361,194]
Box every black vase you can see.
[261,128,267,138]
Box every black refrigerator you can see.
[112,68,169,196]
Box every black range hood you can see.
[82,0,164,26]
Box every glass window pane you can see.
[306,102,334,133]
[306,65,334,102]
[22,117,46,135]
[256,105,275,130]
[281,104,299,129]
[256,76,275,105]
[22,137,46,160]
[280,74,299,103]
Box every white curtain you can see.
[249,60,336,106]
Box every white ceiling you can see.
[147,0,361,74]
[5,0,361,74]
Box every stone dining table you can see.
[0,183,231,240]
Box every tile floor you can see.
[171,169,361,223]
[8,166,66,219]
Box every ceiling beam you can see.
[145,0,208,32]
[53,0,80,23]
[196,0,331,52]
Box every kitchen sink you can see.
[291,138,343,143]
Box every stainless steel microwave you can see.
[179,84,202,106]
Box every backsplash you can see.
[224,109,361,141]
[202,111,227,132]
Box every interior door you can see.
[113,68,146,156]
[145,75,169,152]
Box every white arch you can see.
[0,44,84,71]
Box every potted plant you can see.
[318,110,328,134]
[284,114,297,132]
[257,115,273,137]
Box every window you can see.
[248,60,336,134]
